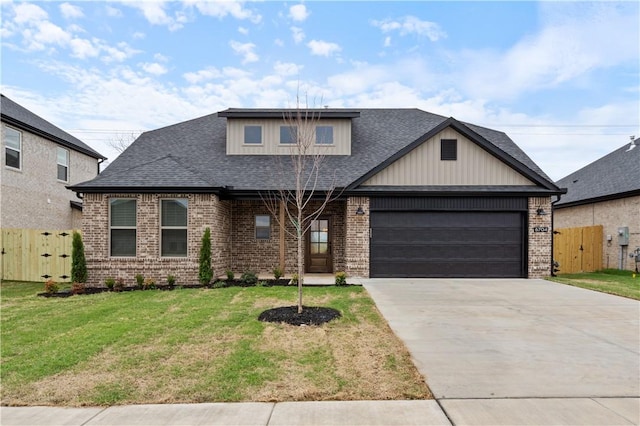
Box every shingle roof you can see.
[71,108,559,193]
[1,94,106,160]
[555,139,640,207]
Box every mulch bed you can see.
[258,306,341,326]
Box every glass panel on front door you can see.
[310,220,329,255]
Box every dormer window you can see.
[280,126,297,144]
[316,126,333,145]
[244,126,262,144]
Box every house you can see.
[1,94,106,230]
[554,139,640,271]
[69,108,563,285]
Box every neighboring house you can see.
[1,94,106,230]
[554,139,640,271]
[69,108,563,285]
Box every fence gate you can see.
[1,229,76,282]
[553,225,603,274]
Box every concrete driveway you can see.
[364,279,640,425]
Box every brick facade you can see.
[528,196,553,278]
[82,193,230,286]
[345,197,370,278]
[83,193,553,284]
[554,195,640,271]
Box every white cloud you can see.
[229,40,259,64]
[455,2,639,100]
[274,38,284,47]
[307,40,341,57]
[60,3,84,20]
[183,66,222,84]
[274,61,302,77]
[238,26,249,35]
[372,16,446,41]
[154,53,169,62]
[132,32,146,40]
[187,1,262,24]
[383,36,391,47]
[141,62,168,76]
[12,3,48,25]
[69,38,99,59]
[125,2,184,31]
[289,4,310,22]
[290,26,305,44]
[105,6,122,18]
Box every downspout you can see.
[551,194,562,276]
[97,158,105,174]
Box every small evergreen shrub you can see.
[240,270,258,286]
[44,279,59,294]
[71,231,87,283]
[335,271,347,286]
[199,228,213,285]
[135,274,144,287]
[225,269,235,281]
[212,280,226,289]
[167,275,176,286]
[290,273,299,286]
[105,277,116,290]
[273,266,283,280]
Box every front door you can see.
[306,218,332,273]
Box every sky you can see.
[1,0,638,181]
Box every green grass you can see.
[546,269,640,300]
[1,282,430,406]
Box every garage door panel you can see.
[370,211,525,278]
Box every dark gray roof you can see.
[71,108,559,194]
[555,139,640,207]
[1,94,106,160]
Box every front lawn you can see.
[0,282,430,406]
[546,269,640,300]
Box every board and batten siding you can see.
[363,128,535,186]
[225,119,351,155]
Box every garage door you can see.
[370,211,525,278]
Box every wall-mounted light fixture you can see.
[536,207,548,216]
[355,205,365,215]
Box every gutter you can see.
[550,194,563,276]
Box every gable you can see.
[361,127,535,187]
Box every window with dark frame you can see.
[110,199,137,257]
[161,199,188,257]
[441,139,457,161]
[57,147,69,181]
[279,126,297,144]
[255,215,270,239]
[315,126,334,145]
[244,125,262,144]
[4,127,21,169]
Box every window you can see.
[110,199,136,257]
[280,126,297,144]
[441,139,457,161]
[57,147,69,181]
[255,215,270,239]
[4,127,21,169]
[244,125,262,144]
[316,126,334,145]
[161,199,188,257]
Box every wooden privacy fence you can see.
[1,229,78,283]
[553,225,603,274]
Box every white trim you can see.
[160,198,188,257]
[4,125,22,170]
[243,125,263,146]
[109,198,137,258]
[57,146,70,182]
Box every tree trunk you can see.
[297,212,303,313]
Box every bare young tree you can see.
[108,132,140,154]
[262,102,339,314]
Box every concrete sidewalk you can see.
[1,400,451,426]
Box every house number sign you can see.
[534,226,549,232]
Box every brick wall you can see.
[528,196,552,278]
[82,193,230,286]
[229,199,346,276]
[1,122,98,230]
[554,195,640,270]
[345,196,370,278]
